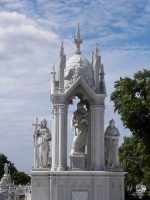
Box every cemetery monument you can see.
[30,23,126,200]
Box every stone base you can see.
[30,171,126,200]
[69,153,86,171]
[106,167,124,172]
[32,168,51,171]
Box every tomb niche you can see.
[30,23,126,200]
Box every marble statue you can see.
[33,119,52,168]
[105,119,120,168]
[4,163,10,176]
[70,102,89,155]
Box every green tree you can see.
[119,136,150,199]
[110,69,150,154]
[0,154,17,179]
[119,136,143,193]
[11,171,31,185]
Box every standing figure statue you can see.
[105,119,120,168]
[4,163,10,176]
[70,102,89,155]
[33,119,52,168]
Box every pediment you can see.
[64,77,95,105]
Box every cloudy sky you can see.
[0,0,150,174]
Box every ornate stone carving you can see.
[57,181,65,187]
[66,87,93,105]
[95,181,103,189]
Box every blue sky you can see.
[0,0,150,174]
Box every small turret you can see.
[57,41,66,93]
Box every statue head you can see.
[81,108,86,114]
[77,102,84,111]
[41,119,47,128]
[109,119,115,127]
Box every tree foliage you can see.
[111,69,150,153]
[119,136,150,199]
[11,171,31,185]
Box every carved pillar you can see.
[87,110,91,170]
[58,104,68,171]
[51,106,58,171]
[90,105,105,171]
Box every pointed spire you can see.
[76,22,80,39]
[59,40,64,56]
[95,41,99,55]
[101,63,104,73]
[52,62,55,72]
[91,50,95,66]
[73,23,83,55]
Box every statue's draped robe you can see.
[105,126,120,167]
[72,111,88,153]
[36,128,51,168]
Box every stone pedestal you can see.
[30,170,126,200]
[69,153,85,171]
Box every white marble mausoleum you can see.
[30,23,126,200]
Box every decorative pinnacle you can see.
[76,22,80,39]
[52,62,55,72]
[59,40,64,56]
[73,22,83,55]
[95,41,99,55]
[101,64,105,74]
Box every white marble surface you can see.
[72,191,88,200]
[30,171,126,200]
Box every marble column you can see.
[58,104,68,171]
[51,106,58,171]
[90,105,105,171]
[87,110,91,170]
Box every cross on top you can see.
[73,22,83,55]
[32,117,40,130]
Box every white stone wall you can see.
[31,171,126,200]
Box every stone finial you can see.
[52,62,55,72]
[91,50,95,66]
[59,40,64,56]
[95,41,99,55]
[73,22,83,55]
[100,63,106,94]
